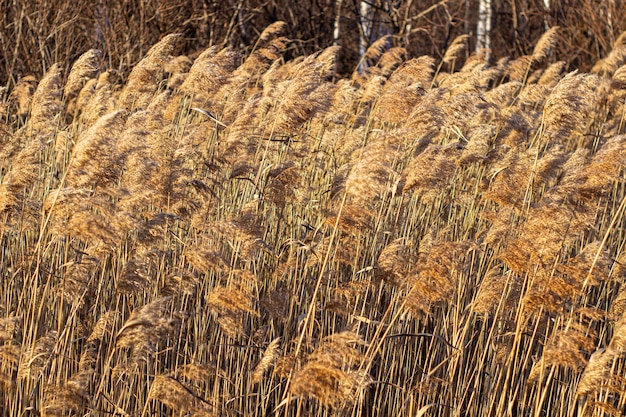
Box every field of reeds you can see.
[2,23,626,417]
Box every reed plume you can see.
[148,375,217,416]
[371,56,435,125]
[499,196,594,275]
[592,30,626,77]
[270,61,329,135]
[374,238,410,284]
[471,266,510,315]
[80,71,116,126]
[532,26,559,63]
[61,261,96,305]
[290,330,370,409]
[485,145,568,208]
[359,74,385,106]
[207,270,258,338]
[260,282,291,320]
[233,37,288,85]
[0,138,44,215]
[117,33,180,110]
[366,46,407,79]
[0,317,19,343]
[221,92,263,163]
[18,331,57,380]
[613,64,626,87]
[0,343,20,391]
[556,241,613,288]
[353,34,392,80]
[43,187,93,235]
[564,134,626,203]
[506,55,533,81]
[64,49,101,100]
[520,241,613,316]
[256,21,288,48]
[177,362,226,384]
[115,103,173,212]
[42,382,88,417]
[528,319,597,382]
[66,110,127,188]
[8,75,37,120]
[515,83,550,111]
[458,124,495,165]
[400,142,461,200]
[25,63,63,136]
[179,47,239,110]
[264,161,302,207]
[164,54,192,79]
[252,337,281,384]
[344,131,400,206]
[403,86,445,137]
[442,34,469,68]
[575,348,615,397]
[538,61,566,87]
[116,297,181,359]
[322,79,359,127]
[184,243,230,275]
[117,250,163,295]
[542,71,603,141]
[402,241,475,317]
[609,283,626,322]
[73,77,96,117]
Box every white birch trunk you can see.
[542,0,550,30]
[476,0,492,57]
[358,0,373,73]
[333,0,343,45]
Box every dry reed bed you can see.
[2,25,626,417]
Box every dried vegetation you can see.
[3,24,626,417]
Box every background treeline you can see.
[1,0,625,85]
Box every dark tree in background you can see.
[0,0,624,85]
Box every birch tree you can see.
[358,0,375,73]
[476,0,492,58]
[357,0,396,74]
[333,0,342,45]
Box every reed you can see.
[4,25,626,417]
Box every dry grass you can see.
[3,25,626,417]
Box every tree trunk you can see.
[333,0,342,45]
[358,0,374,74]
[476,0,492,58]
